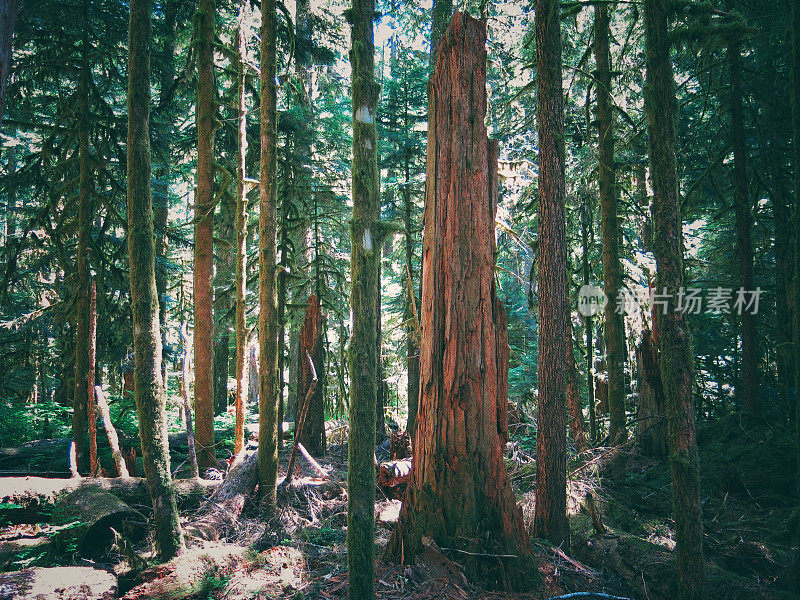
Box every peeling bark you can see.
[387,13,533,591]
[296,295,325,456]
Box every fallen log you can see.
[184,448,258,541]
[0,430,231,477]
[122,544,250,600]
[0,476,220,519]
[51,486,146,557]
[0,566,117,600]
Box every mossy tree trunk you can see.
[194,0,216,471]
[73,37,93,474]
[126,0,184,561]
[387,13,533,590]
[347,0,380,596]
[727,19,757,414]
[533,0,569,546]
[233,6,248,455]
[257,0,279,515]
[643,0,704,597]
[595,3,626,445]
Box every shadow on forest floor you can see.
[0,411,796,600]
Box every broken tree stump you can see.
[295,295,325,456]
[184,448,258,541]
[386,12,534,591]
[51,486,146,557]
[377,458,412,500]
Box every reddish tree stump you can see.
[295,295,325,456]
[386,12,534,591]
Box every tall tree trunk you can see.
[73,41,93,475]
[88,279,98,476]
[276,164,290,448]
[387,14,533,590]
[127,0,185,560]
[375,269,386,438]
[595,4,626,445]
[154,0,177,383]
[296,295,325,456]
[347,0,380,595]
[582,197,597,444]
[0,0,17,129]
[233,8,248,455]
[257,0,279,515]
[643,1,704,597]
[194,0,216,471]
[566,323,588,454]
[404,154,419,437]
[727,23,757,414]
[533,0,569,546]
[213,193,234,415]
[429,0,452,67]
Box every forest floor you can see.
[0,410,796,600]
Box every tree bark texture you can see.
[127,0,185,560]
[429,0,452,67]
[595,4,626,445]
[233,9,248,455]
[635,327,668,458]
[194,0,216,471]
[296,295,325,455]
[257,0,279,515]
[347,0,380,596]
[643,0,705,597]
[727,27,757,414]
[533,0,569,547]
[387,13,533,590]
